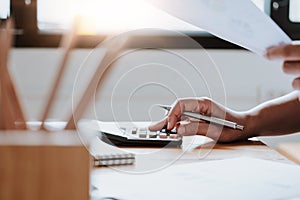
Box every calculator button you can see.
[170,129,177,134]
[169,134,178,139]
[132,127,138,134]
[160,129,176,135]
[159,133,167,139]
[139,132,147,138]
[148,132,158,138]
[160,129,166,133]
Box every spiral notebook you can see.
[90,133,135,167]
[93,153,135,167]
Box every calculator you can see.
[95,121,182,147]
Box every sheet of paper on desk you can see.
[92,157,300,200]
[145,0,291,56]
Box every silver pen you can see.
[159,105,244,131]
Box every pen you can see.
[158,105,244,131]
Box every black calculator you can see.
[95,121,182,147]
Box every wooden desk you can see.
[92,136,292,174]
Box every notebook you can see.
[78,120,136,167]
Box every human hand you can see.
[265,44,300,90]
[148,98,256,143]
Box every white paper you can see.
[92,157,300,200]
[258,132,300,150]
[145,0,292,56]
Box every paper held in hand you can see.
[146,0,292,56]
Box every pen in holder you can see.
[0,18,26,130]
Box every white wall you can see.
[9,48,293,122]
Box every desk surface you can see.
[92,136,293,174]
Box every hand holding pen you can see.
[148,98,255,143]
[158,105,244,131]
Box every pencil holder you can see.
[0,131,91,200]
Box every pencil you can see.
[40,19,78,130]
[65,36,129,130]
[0,18,26,130]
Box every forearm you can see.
[247,91,300,136]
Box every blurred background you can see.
[1,0,299,122]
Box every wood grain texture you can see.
[0,131,91,200]
[278,142,300,165]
